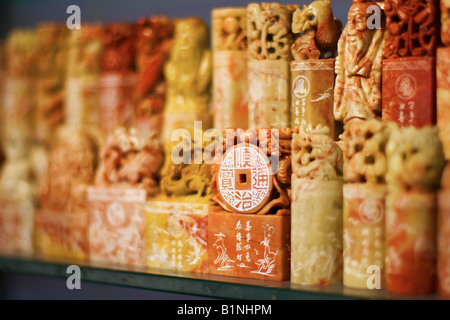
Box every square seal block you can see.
[0,199,34,255]
[248,60,290,129]
[386,191,437,295]
[290,59,335,136]
[382,56,436,128]
[87,187,147,267]
[208,208,290,281]
[35,209,89,261]
[145,196,210,273]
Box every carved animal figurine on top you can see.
[247,2,299,61]
[384,0,438,58]
[211,128,293,215]
[160,130,217,198]
[212,8,247,51]
[95,127,164,196]
[164,17,212,114]
[135,17,174,122]
[386,126,445,194]
[292,125,343,180]
[334,0,385,124]
[291,0,342,60]
[40,127,99,212]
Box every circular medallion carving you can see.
[217,143,273,213]
[358,198,384,224]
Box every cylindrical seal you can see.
[212,7,248,131]
[386,191,437,295]
[291,179,343,285]
[343,183,386,289]
[248,60,290,129]
[290,59,335,135]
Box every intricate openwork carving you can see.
[211,128,292,215]
[291,0,342,60]
[340,120,393,184]
[384,0,437,58]
[292,125,343,180]
[212,8,247,51]
[95,128,164,196]
[334,0,385,123]
[386,126,445,193]
[247,3,298,61]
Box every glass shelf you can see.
[0,253,440,300]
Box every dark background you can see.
[0,0,352,300]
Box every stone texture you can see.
[382,56,436,128]
[340,120,392,185]
[437,47,450,159]
[35,23,67,146]
[291,179,343,285]
[95,127,163,197]
[0,198,34,255]
[438,189,450,298]
[384,0,438,58]
[386,192,437,295]
[99,73,137,137]
[208,208,290,281]
[290,59,335,133]
[146,196,210,273]
[212,7,247,51]
[35,127,99,261]
[163,17,212,144]
[291,0,342,60]
[248,60,290,129]
[135,17,174,138]
[213,51,248,131]
[343,183,386,289]
[247,3,297,61]
[385,125,445,194]
[442,0,450,46]
[100,22,137,138]
[88,187,147,266]
[65,24,103,133]
[334,0,384,124]
[35,209,89,260]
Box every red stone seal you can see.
[217,143,273,214]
